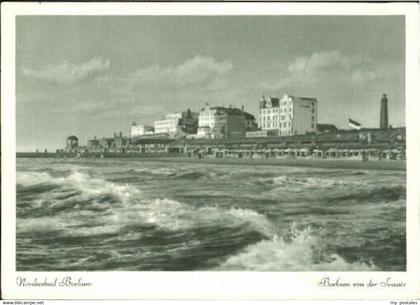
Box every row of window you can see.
[261,114,315,122]
[261,121,291,129]
[261,107,292,114]
[261,123,315,130]
[261,115,289,121]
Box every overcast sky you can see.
[16,16,405,151]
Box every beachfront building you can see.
[258,93,318,136]
[131,123,154,138]
[197,103,256,139]
[112,132,130,149]
[154,109,198,139]
[66,135,79,150]
[154,113,181,135]
[86,132,131,153]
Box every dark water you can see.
[16,158,406,271]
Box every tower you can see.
[380,93,388,129]
[66,135,78,150]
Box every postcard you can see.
[1,1,419,300]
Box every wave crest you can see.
[217,222,377,271]
[271,175,357,188]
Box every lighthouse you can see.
[380,94,388,129]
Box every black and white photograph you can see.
[2,1,419,301]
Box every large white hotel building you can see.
[258,93,318,136]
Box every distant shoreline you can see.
[16,153,406,171]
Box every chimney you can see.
[241,105,244,112]
[120,131,123,137]
[380,93,389,129]
[113,132,117,138]
[259,95,266,109]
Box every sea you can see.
[16,158,406,271]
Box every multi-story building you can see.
[112,132,130,148]
[154,113,182,135]
[154,110,198,138]
[197,104,256,139]
[86,132,130,153]
[259,93,317,136]
[197,104,218,138]
[131,123,154,138]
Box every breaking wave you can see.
[217,223,377,271]
[271,175,359,188]
[16,160,405,271]
[17,170,140,203]
[16,170,274,238]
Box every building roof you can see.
[289,95,318,101]
[67,135,78,140]
[243,112,256,120]
[202,105,255,119]
[317,123,338,132]
[260,94,318,109]
[269,97,280,107]
[259,96,280,108]
[209,107,243,116]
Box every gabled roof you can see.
[243,112,256,120]
[260,96,280,108]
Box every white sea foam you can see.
[64,171,141,203]
[217,223,377,271]
[105,198,276,236]
[16,168,388,272]
[18,170,141,203]
[17,169,278,240]
[17,171,56,186]
[17,170,144,236]
[17,211,130,237]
